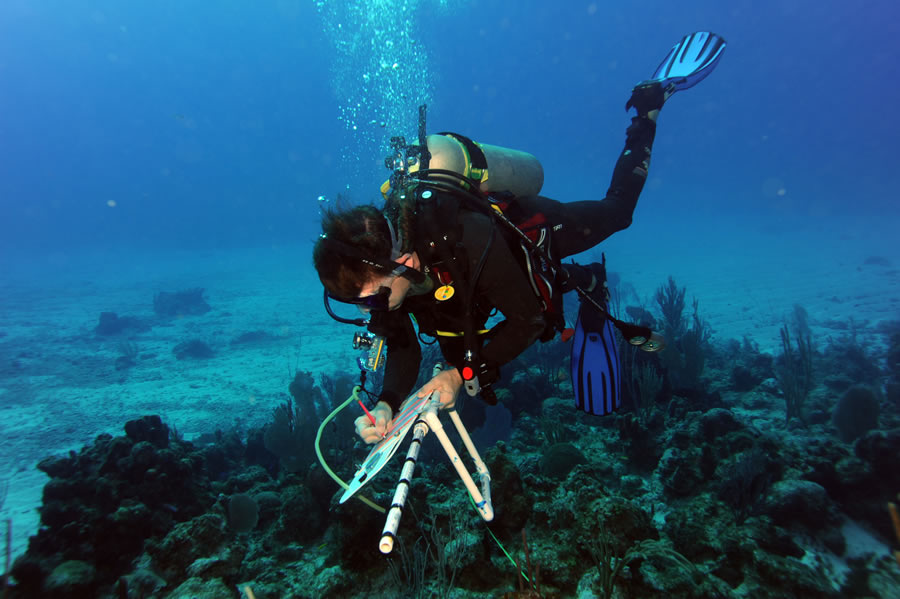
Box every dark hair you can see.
[313,194,418,299]
[314,204,389,299]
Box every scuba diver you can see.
[313,32,726,443]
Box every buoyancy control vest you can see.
[401,163,567,399]
[399,132,565,331]
[410,172,566,337]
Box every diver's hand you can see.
[415,368,463,410]
[354,401,393,444]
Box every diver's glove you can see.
[626,80,676,118]
[354,401,393,444]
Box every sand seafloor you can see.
[1,222,899,598]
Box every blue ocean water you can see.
[1,1,900,597]
[2,0,898,254]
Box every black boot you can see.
[625,80,675,118]
[563,262,609,332]
[563,262,608,298]
[582,262,608,304]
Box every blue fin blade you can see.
[571,303,621,416]
[651,31,727,91]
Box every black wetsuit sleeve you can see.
[460,212,547,369]
[368,310,421,411]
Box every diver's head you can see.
[314,203,423,311]
[353,252,421,311]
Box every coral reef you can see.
[95,311,149,336]
[832,385,881,442]
[263,371,329,473]
[153,288,211,318]
[173,339,215,360]
[9,416,215,597]
[6,281,900,598]
[776,322,814,423]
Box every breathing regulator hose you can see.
[314,385,385,513]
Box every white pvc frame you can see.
[379,398,493,554]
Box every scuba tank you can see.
[382,132,544,200]
[421,133,544,197]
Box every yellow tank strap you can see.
[381,134,490,200]
[470,141,488,184]
[438,132,488,185]
[450,135,475,181]
[434,327,493,338]
[447,134,487,184]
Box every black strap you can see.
[418,105,431,170]
[416,184,498,393]
[437,132,488,171]
[318,236,426,285]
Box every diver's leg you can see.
[554,115,657,257]
[506,114,656,295]
[513,115,657,261]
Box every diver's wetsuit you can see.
[370,116,657,411]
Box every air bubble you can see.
[314,0,455,171]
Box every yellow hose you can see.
[314,385,385,513]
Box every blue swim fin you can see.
[651,31,727,92]
[571,298,622,416]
